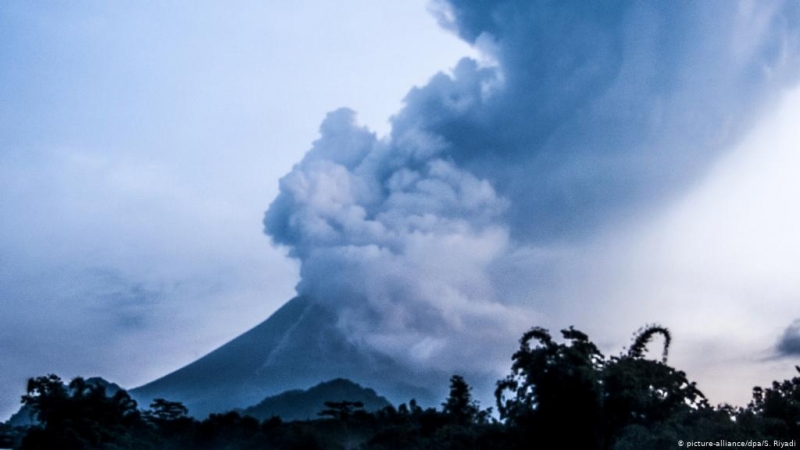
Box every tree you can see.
[603,324,705,443]
[442,375,482,425]
[20,374,69,426]
[494,325,707,450]
[495,326,605,448]
[145,398,189,423]
[318,400,365,421]
[746,366,800,438]
[18,375,149,450]
[626,324,671,362]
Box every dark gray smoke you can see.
[265,0,800,375]
[777,320,800,357]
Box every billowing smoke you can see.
[265,0,800,378]
[264,108,526,372]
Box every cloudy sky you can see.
[0,0,473,418]
[2,0,800,419]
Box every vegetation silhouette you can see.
[4,325,799,449]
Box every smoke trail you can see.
[265,0,800,375]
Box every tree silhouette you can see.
[12,326,800,449]
[145,398,189,423]
[603,337,705,447]
[318,400,365,421]
[495,326,605,448]
[18,375,148,450]
[442,375,482,425]
[746,366,800,437]
[627,324,671,363]
[495,325,708,449]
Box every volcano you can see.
[131,297,443,417]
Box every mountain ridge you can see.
[241,378,391,421]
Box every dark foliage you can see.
[442,375,487,425]
[8,325,799,449]
[17,375,155,450]
[746,366,800,438]
[0,421,21,448]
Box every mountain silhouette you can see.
[131,297,441,417]
[241,378,391,421]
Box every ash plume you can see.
[264,0,800,378]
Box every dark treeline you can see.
[2,325,798,449]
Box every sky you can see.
[0,0,473,419]
[2,0,800,420]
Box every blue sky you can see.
[3,0,800,419]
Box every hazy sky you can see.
[3,0,800,420]
[0,0,473,419]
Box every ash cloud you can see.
[266,108,522,371]
[421,0,800,239]
[265,1,800,376]
[777,320,800,357]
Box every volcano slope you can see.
[131,296,443,417]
